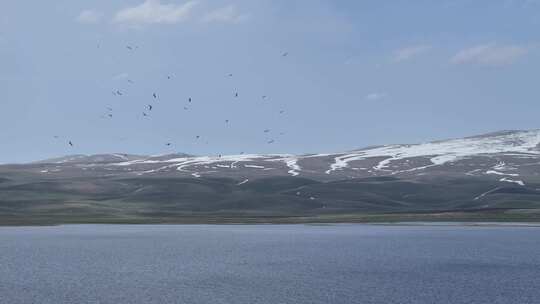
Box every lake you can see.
[0,224,539,304]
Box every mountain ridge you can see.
[2,129,540,225]
[29,128,540,163]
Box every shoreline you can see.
[2,220,540,228]
[2,223,540,228]
[2,210,540,227]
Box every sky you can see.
[1,0,540,163]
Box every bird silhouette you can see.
[63,39,297,160]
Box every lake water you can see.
[0,224,539,304]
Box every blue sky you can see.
[1,0,540,163]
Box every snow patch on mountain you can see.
[112,154,130,161]
[237,179,249,185]
[286,159,301,176]
[500,178,525,186]
[269,156,301,176]
[326,130,540,174]
[486,170,519,177]
[244,164,265,169]
[474,187,502,200]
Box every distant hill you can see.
[2,129,540,225]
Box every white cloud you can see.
[392,45,432,62]
[77,10,103,24]
[202,5,248,24]
[451,44,528,66]
[365,93,386,101]
[113,0,198,26]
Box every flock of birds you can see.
[60,46,291,155]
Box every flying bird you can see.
[108,114,113,118]
[264,129,270,133]
[183,106,189,110]
[188,97,192,103]
[282,52,288,57]
[148,105,153,111]
[225,119,230,124]
[262,95,267,100]
[165,143,172,146]
[113,90,123,96]
[143,112,148,117]
[267,139,275,144]
[279,110,285,114]
[195,135,200,139]
[153,93,157,99]
[228,73,233,77]
[69,141,74,147]
[127,79,134,84]
[126,46,133,50]
[167,75,172,79]
[234,92,238,98]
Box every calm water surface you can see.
[0,224,539,304]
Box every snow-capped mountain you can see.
[2,129,540,224]
[17,129,540,186]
